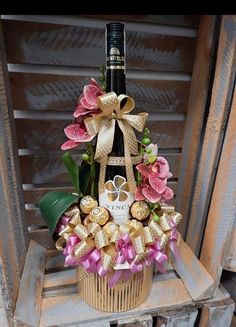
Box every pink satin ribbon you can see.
[63,234,80,266]
[55,216,71,234]
[108,234,135,288]
[79,248,101,273]
[97,261,109,277]
[115,234,135,263]
[148,240,168,273]
[168,228,180,260]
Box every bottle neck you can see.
[106,69,126,94]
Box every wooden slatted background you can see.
[1,15,201,248]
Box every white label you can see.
[99,175,134,225]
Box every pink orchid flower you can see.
[74,78,104,118]
[135,155,174,203]
[61,78,103,150]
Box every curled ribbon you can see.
[63,235,80,266]
[97,246,116,277]
[84,92,148,193]
[79,248,101,273]
[109,234,135,287]
[148,240,168,273]
[159,205,183,231]
[168,228,180,261]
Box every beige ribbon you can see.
[84,92,148,193]
[159,205,183,231]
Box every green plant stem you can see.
[87,142,96,197]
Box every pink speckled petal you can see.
[84,85,103,106]
[156,156,170,178]
[136,163,150,177]
[80,96,96,109]
[74,104,91,118]
[148,173,167,194]
[142,185,162,203]
[162,187,174,200]
[61,140,80,150]
[135,186,145,201]
[64,124,95,142]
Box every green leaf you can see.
[62,152,81,196]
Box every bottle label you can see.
[99,175,134,225]
[107,47,125,70]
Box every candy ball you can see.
[130,201,150,221]
[80,196,98,214]
[89,206,109,226]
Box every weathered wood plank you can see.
[187,15,236,255]
[40,276,193,326]
[221,272,236,311]
[0,308,9,327]
[43,269,76,289]
[20,153,180,185]
[14,240,46,327]
[171,232,215,301]
[16,120,185,150]
[117,314,152,327]
[224,218,236,272]
[84,15,200,27]
[3,21,196,72]
[24,185,74,205]
[29,229,55,249]
[0,20,28,322]
[200,84,236,292]
[199,298,235,327]
[78,322,110,327]
[155,308,198,327]
[45,252,65,271]
[176,15,217,237]
[25,208,46,226]
[9,73,190,113]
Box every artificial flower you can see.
[61,78,103,150]
[135,147,174,203]
[74,78,104,118]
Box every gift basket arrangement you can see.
[39,22,183,312]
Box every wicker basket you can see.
[77,266,153,312]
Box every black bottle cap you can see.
[106,22,124,40]
[106,22,125,64]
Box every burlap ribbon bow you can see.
[84,92,148,193]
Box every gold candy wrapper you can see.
[130,201,150,221]
[89,206,109,225]
[80,195,98,214]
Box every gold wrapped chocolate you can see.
[89,206,109,226]
[80,195,98,214]
[130,201,150,221]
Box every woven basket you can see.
[77,266,153,312]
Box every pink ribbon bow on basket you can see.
[108,234,135,288]
[148,240,168,273]
[79,248,101,273]
[63,235,80,266]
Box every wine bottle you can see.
[99,22,135,225]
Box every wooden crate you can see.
[13,240,234,326]
[0,14,236,326]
